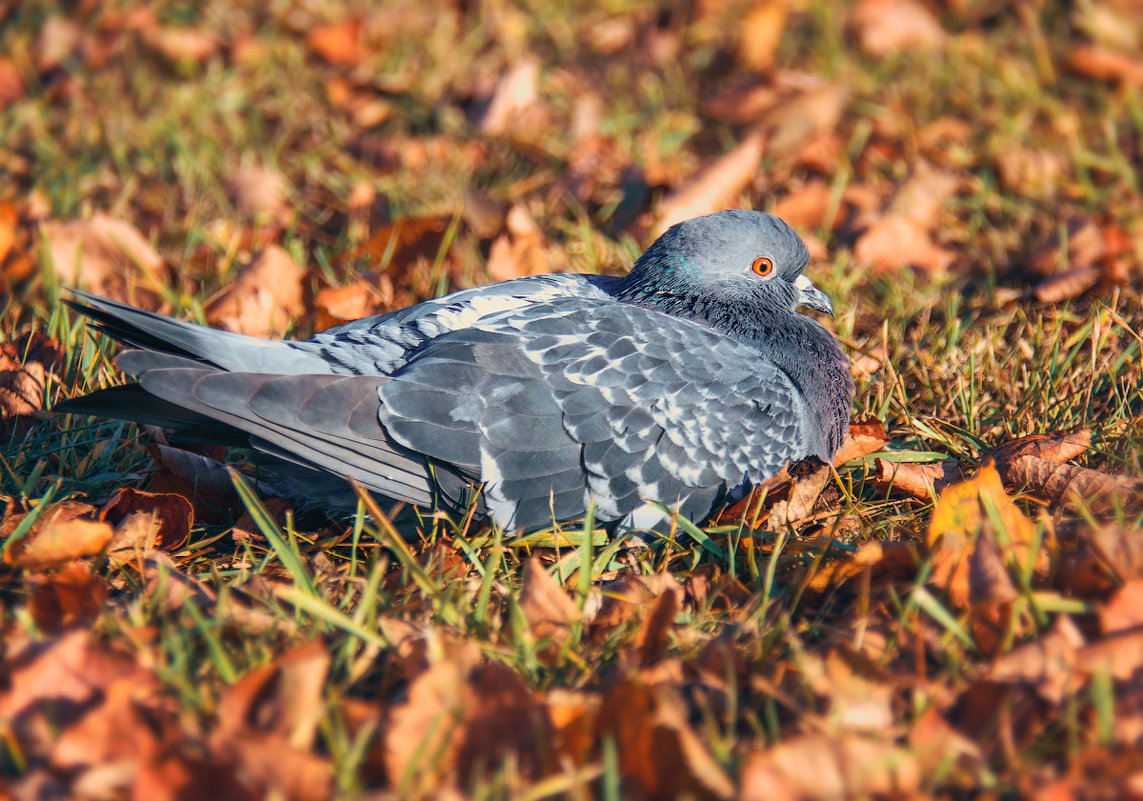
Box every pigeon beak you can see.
[794,274,835,316]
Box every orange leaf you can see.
[654,131,764,236]
[3,503,112,568]
[306,18,362,66]
[204,245,305,337]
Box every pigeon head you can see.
[619,210,834,318]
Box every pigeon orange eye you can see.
[752,257,774,277]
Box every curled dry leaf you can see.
[654,131,764,236]
[886,162,961,229]
[36,16,82,71]
[874,459,964,500]
[764,82,850,157]
[101,486,193,564]
[0,333,63,422]
[997,148,1068,197]
[43,214,168,309]
[853,0,945,56]
[2,502,112,569]
[992,429,1092,465]
[355,215,452,278]
[205,245,305,337]
[998,455,1143,516]
[147,443,247,523]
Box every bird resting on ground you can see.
[57,210,853,532]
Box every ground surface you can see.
[1,1,1143,799]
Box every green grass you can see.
[2,0,1142,798]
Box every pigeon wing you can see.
[377,298,815,529]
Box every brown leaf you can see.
[0,200,16,266]
[313,280,391,332]
[998,148,1069,197]
[766,460,831,527]
[3,503,112,569]
[43,214,168,309]
[101,487,193,558]
[0,57,24,108]
[736,2,787,73]
[992,430,1092,465]
[985,615,1085,704]
[772,180,832,230]
[702,78,781,125]
[599,677,735,800]
[0,333,64,421]
[36,16,82,71]
[855,216,955,274]
[764,82,850,157]
[1034,267,1101,303]
[654,131,764,236]
[1067,45,1143,85]
[480,59,549,139]
[141,26,220,63]
[204,245,305,337]
[486,204,560,281]
[306,18,363,66]
[384,647,551,788]
[28,562,107,632]
[228,165,290,223]
[853,0,945,56]
[999,455,1143,516]
[147,443,246,523]
[634,580,682,666]
[219,642,330,749]
[874,459,964,500]
[885,162,961,229]
[143,551,215,610]
[833,419,888,466]
[739,733,921,801]
[518,558,580,653]
[1101,580,1143,634]
[354,215,452,278]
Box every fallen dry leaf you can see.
[3,503,112,569]
[36,16,82,71]
[874,459,964,500]
[833,419,889,466]
[772,180,833,230]
[228,164,291,223]
[28,562,107,632]
[853,0,945,56]
[992,430,1092,465]
[764,82,851,157]
[999,455,1143,517]
[0,333,64,423]
[599,677,735,800]
[0,57,24,108]
[306,17,363,66]
[0,200,16,265]
[1067,45,1143,85]
[518,558,580,654]
[480,58,543,137]
[886,162,961,229]
[43,214,168,309]
[855,216,955,274]
[998,148,1069,197]
[141,26,220,63]
[101,487,193,564]
[313,280,392,332]
[1101,580,1143,634]
[654,131,764,235]
[355,215,452,278]
[1034,267,1101,303]
[487,204,561,281]
[766,460,831,528]
[739,732,921,801]
[205,245,305,337]
[736,2,787,73]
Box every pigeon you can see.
[56,210,853,532]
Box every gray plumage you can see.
[57,210,853,531]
